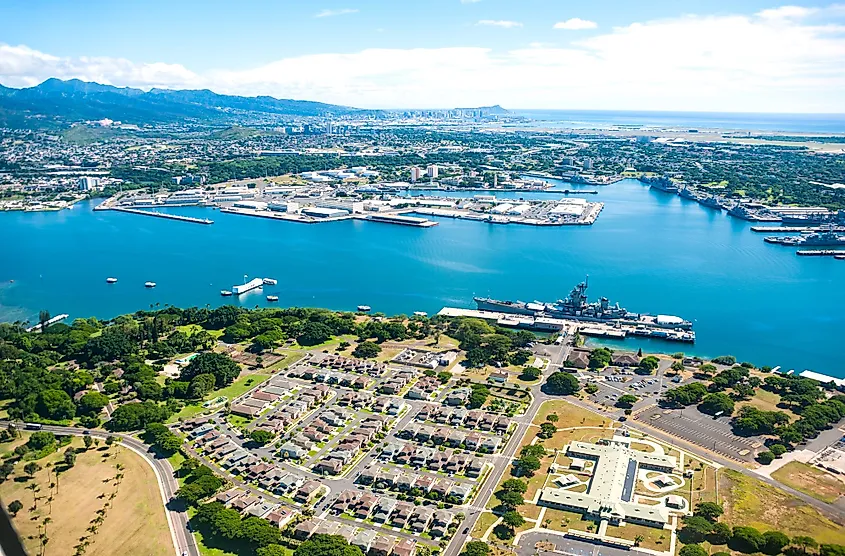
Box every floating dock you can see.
[110,207,213,224]
[751,226,845,233]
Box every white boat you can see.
[263,278,278,285]
[413,311,428,317]
[106,277,118,284]
[266,295,279,302]
[220,290,233,296]
[144,281,156,288]
[357,305,371,312]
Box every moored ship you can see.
[640,176,680,193]
[474,278,693,330]
[698,196,723,210]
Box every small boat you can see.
[106,277,118,284]
[835,254,845,260]
[357,305,371,312]
[220,290,233,296]
[144,281,156,288]
[266,295,279,302]
[263,278,278,285]
[413,311,428,317]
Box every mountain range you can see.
[0,79,368,128]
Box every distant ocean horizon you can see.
[510,109,845,134]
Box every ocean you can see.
[2,178,844,377]
[512,110,845,134]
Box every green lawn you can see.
[167,373,271,423]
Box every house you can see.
[465,411,482,428]
[396,473,418,491]
[466,458,485,477]
[294,480,321,503]
[314,458,343,476]
[252,390,279,403]
[276,473,305,493]
[373,498,398,522]
[381,441,405,460]
[280,442,308,460]
[266,508,295,528]
[447,430,466,447]
[565,350,590,369]
[494,416,510,434]
[464,432,483,450]
[215,488,243,505]
[415,475,435,493]
[489,371,509,383]
[446,387,471,406]
[430,510,454,537]
[428,451,451,471]
[391,502,414,527]
[369,536,395,556]
[353,529,378,553]
[416,425,435,442]
[294,519,319,540]
[395,444,416,465]
[409,508,434,532]
[479,413,496,431]
[355,493,378,518]
[432,428,451,444]
[393,539,417,556]
[481,436,502,453]
[230,404,262,418]
[448,483,472,504]
[376,469,400,489]
[445,453,469,474]
[359,466,379,485]
[332,490,360,514]
[247,501,276,518]
[411,446,434,467]
[612,353,640,368]
[231,495,260,513]
[431,479,451,497]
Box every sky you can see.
[1,0,845,112]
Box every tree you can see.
[637,356,660,374]
[710,522,732,545]
[513,454,541,477]
[520,367,541,381]
[711,355,737,366]
[36,389,76,420]
[77,392,110,416]
[698,392,735,416]
[502,510,525,529]
[64,449,77,467]
[501,479,527,493]
[462,541,490,556]
[616,394,638,409]
[83,436,94,449]
[7,500,23,516]
[664,382,708,406]
[26,431,56,451]
[763,531,791,555]
[731,526,765,553]
[250,430,274,446]
[106,401,171,431]
[758,451,775,465]
[679,545,708,556]
[495,490,524,510]
[679,516,713,544]
[820,546,845,556]
[695,501,724,522]
[180,352,241,388]
[240,516,282,548]
[24,462,41,478]
[144,423,182,453]
[188,374,217,399]
[538,422,557,439]
[588,348,612,370]
[791,536,818,554]
[509,350,531,366]
[545,372,580,395]
[352,341,381,359]
[259,546,292,556]
[298,322,333,346]
[770,444,787,457]
[671,360,685,372]
[294,533,364,556]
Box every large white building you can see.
[409,167,422,182]
[426,165,439,178]
[538,438,679,528]
[77,177,100,191]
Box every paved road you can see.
[517,531,631,556]
[1,421,197,556]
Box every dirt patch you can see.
[534,401,612,428]
[771,462,844,504]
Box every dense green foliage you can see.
[544,371,580,395]
[294,534,364,556]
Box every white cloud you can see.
[315,8,358,18]
[460,0,482,3]
[553,18,598,30]
[2,5,845,112]
[757,5,818,19]
[476,20,522,28]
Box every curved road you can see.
[0,421,198,556]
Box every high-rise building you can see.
[77,177,100,191]
[410,167,422,182]
[582,158,593,170]
[426,165,439,178]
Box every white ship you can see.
[357,305,371,312]
[220,290,233,296]
[144,281,156,288]
[263,278,278,285]
[106,277,118,283]
[266,295,279,302]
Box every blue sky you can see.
[1,0,845,111]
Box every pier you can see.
[110,207,213,224]
[751,226,845,233]
[364,214,438,227]
[796,249,845,257]
[26,314,69,332]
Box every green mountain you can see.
[0,78,369,128]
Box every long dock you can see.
[796,249,845,257]
[751,226,845,233]
[110,207,213,224]
[27,313,69,332]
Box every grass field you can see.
[605,522,669,550]
[534,400,612,428]
[471,511,500,538]
[541,508,597,533]
[720,469,845,544]
[168,373,271,423]
[771,462,844,504]
[0,438,171,556]
[736,389,797,421]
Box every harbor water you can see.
[1,178,844,376]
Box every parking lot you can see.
[635,405,763,462]
[582,366,681,411]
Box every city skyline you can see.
[1,0,845,112]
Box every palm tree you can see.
[634,535,644,547]
[38,310,51,333]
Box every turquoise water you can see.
[1,178,844,375]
